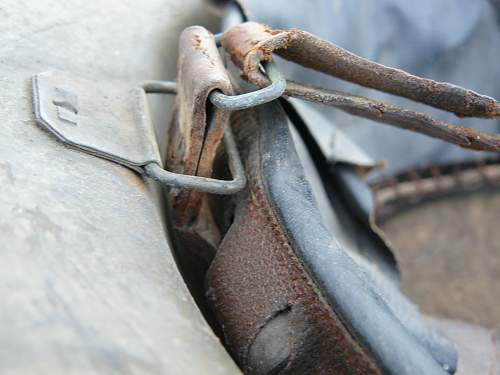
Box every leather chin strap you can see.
[220,22,500,152]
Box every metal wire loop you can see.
[140,52,286,193]
[143,124,246,194]
[208,61,286,110]
[143,60,286,111]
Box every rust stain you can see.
[117,167,146,192]
[192,33,202,49]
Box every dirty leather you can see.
[209,4,499,374]
[221,23,499,119]
[167,26,233,225]
[222,0,500,179]
[168,2,500,374]
[220,21,500,152]
[206,100,456,374]
[167,26,233,305]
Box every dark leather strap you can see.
[220,22,500,151]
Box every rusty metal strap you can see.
[221,22,500,152]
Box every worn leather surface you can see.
[230,0,500,178]
[261,102,457,374]
[168,26,233,224]
[166,25,235,320]
[223,0,500,347]
[207,107,383,375]
[207,100,456,374]
[201,2,500,373]
[221,22,500,153]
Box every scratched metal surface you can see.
[0,1,239,373]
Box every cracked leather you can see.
[195,2,500,374]
[206,101,456,374]
[167,26,234,305]
[167,26,233,226]
[221,21,500,152]
[223,0,500,179]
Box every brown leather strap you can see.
[221,22,500,152]
[166,26,236,307]
[167,26,233,225]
